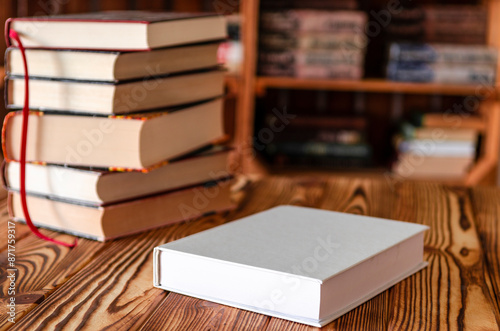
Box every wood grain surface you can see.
[0,176,499,330]
[470,186,500,325]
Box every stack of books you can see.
[384,5,497,85]
[386,43,497,85]
[386,5,488,45]
[258,9,367,79]
[2,11,234,241]
[392,123,478,180]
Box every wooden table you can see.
[1,176,499,330]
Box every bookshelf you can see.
[235,0,500,186]
[255,77,498,97]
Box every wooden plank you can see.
[465,157,497,186]
[0,232,103,330]
[235,0,260,174]
[255,77,499,98]
[139,292,270,331]
[420,114,486,132]
[0,200,33,253]
[387,183,498,330]
[470,186,500,323]
[140,177,327,330]
[5,210,247,330]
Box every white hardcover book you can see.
[153,205,429,327]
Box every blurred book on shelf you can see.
[261,0,359,10]
[381,5,494,84]
[258,6,366,79]
[262,114,372,169]
[392,122,479,180]
[386,5,487,45]
[386,42,497,84]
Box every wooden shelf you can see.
[0,66,4,89]
[243,152,498,186]
[249,155,497,186]
[255,77,499,97]
[235,0,500,185]
[224,75,240,98]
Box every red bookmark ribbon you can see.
[9,29,77,248]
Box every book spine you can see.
[260,32,363,51]
[3,75,9,110]
[423,6,487,22]
[391,8,425,22]
[259,63,363,79]
[260,11,366,33]
[423,33,486,45]
[4,47,12,76]
[261,0,358,10]
[266,114,367,130]
[297,33,363,50]
[1,108,15,163]
[389,43,498,65]
[292,0,358,10]
[295,11,367,33]
[265,120,366,143]
[259,33,297,50]
[259,50,363,66]
[385,23,425,39]
[295,64,363,79]
[400,123,478,141]
[273,154,371,168]
[424,22,486,35]
[386,63,496,84]
[258,64,295,77]
[397,140,476,157]
[267,141,372,158]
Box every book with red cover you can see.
[5,11,227,51]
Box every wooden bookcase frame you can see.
[234,0,500,185]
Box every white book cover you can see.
[153,205,429,327]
